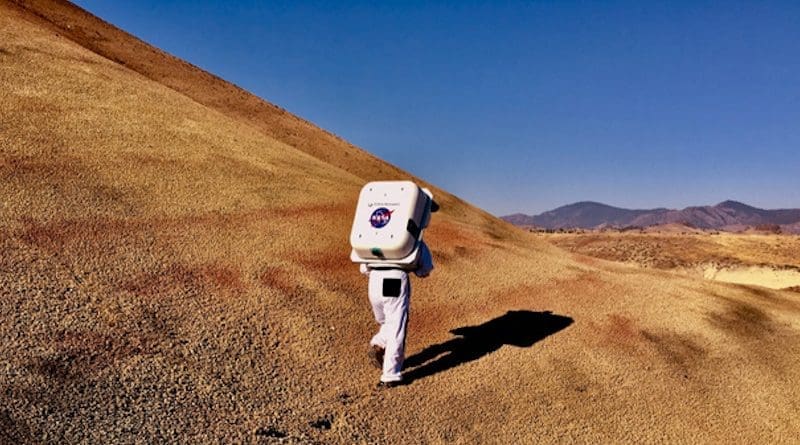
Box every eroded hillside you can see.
[2,1,799,443]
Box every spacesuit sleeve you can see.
[359,263,370,276]
[414,242,434,278]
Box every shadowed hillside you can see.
[2,1,800,443]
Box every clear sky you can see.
[74,0,800,215]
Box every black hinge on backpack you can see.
[407,219,421,240]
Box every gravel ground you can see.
[2,1,800,443]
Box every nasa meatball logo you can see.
[370,207,393,228]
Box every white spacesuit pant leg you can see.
[367,269,410,382]
[368,272,387,348]
[380,289,409,382]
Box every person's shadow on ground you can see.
[403,310,573,383]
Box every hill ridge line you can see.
[6,0,421,184]
[503,200,800,230]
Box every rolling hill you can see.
[504,200,800,231]
[2,1,800,443]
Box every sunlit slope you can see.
[2,1,800,443]
[7,0,490,225]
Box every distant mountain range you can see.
[502,201,800,232]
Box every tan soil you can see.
[545,231,800,291]
[702,265,800,290]
[1,1,800,443]
[546,231,800,269]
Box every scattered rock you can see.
[255,426,287,438]
[309,415,333,430]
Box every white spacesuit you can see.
[361,242,434,384]
[349,180,437,387]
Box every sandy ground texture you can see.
[2,1,800,443]
[702,265,800,290]
[544,231,800,290]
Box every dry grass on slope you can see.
[2,1,800,443]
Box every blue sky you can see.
[74,0,800,215]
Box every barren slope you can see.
[7,0,485,220]
[2,1,800,443]
[546,232,800,270]
[545,231,800,290]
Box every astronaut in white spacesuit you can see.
[361,241,434,388]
